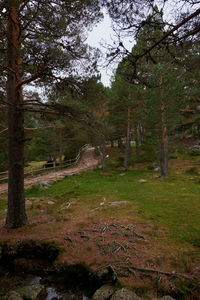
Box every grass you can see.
[0,198,7,212]
[24,158,200,249]
[1,147,200,299]
[1,147,200,252]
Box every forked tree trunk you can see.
[6,2,27,228]
[124,107,131,168]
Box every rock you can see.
[138,179,147,183]
[152,174,160,178]
[95,266,117,284]
[32,181,50,189]
[111,288,142,300]
[159,296,175,300]
[17,284,44,300]
[119,173,126,176]
[3,291,23,300]
[153,167,160,172]
[46,287,61,299]
[92,284,115,300]
[189,145,200,152]
[47,201,55,205]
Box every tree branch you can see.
[135,7,200,62]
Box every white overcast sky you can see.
[87,12,133,87]
[86,1,194,87]
[87,12,117,87]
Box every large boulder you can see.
[16,284,44,300]
[3,291,23,300]
[111,288,142,300]
[92,284,116,300]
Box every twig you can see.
[0,128,8,134]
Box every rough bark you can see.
[59,128,63,167]
[117,138,123,150]
[99,140,107,172]
[134,124,140,162]
[124,107,131,168]
[53,127,57,168]
[5,2,27,228]
[160,102,168,177]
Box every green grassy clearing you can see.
[24,163,200,248]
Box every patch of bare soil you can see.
[0,148,99,194]
[0,209,198,298]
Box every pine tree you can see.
[0,0,102,228]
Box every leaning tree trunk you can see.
[160,102,168,177]
[124,107,131,169]
[6,2,27,228]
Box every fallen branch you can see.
[0,128,8,135]
[100,260,195,281]
[128,265,195,281]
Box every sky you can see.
[86,0,194,87]
[87,12,132,87]
[86,13,115,87]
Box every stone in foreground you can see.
[92,284,115,300]
[111,288,142,300]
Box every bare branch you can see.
[0,128,8,135]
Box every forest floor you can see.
[0,148,99,194]
[0,146,200,298]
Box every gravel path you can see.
[0,148,99,195]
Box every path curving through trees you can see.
[0,148,99,195]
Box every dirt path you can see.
[0,148,99,195]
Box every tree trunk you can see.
[124,107,131,168]
[134,124,141,162]
[160,102,168,177]
[99,140,107,172]
[110,140,114,148]
[117,138,123,150]
[53,127,57,168]
[6,2,27,228]
[59,128,63,167]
